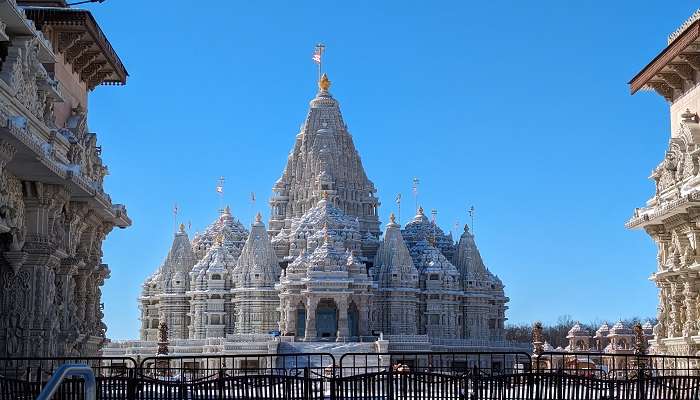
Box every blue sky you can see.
[82,0,699,339]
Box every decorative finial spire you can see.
[389,212,396,224]
[321,190,329,200]
[178,223,185,233]
[224,205,231,215]
[418,206,424,215]
[319,73,331,91]
[255,212,262,223]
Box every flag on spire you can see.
[312,43,324,64]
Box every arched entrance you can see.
[316,299,338,339]
[348,302,359,337]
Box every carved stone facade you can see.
[628,7,700,356]
[106,73,512,358]
[0,1,130,358]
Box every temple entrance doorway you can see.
[348,302,359,337]
[316,299,338,339]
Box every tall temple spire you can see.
[269,71,381,260]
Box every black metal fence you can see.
[2,351,700,399]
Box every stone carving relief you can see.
[62,106,108,190]
[652,115,700,197]
[0,37,58,123]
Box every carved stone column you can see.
[670,279,684,337]
[304,296,318,341]
[358,295,370,336]
[55,257,81,356]
[683,276,698,337]
[19,181,67,357]
[336,297,349,341]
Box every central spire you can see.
[269,65,381,260]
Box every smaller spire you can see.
[389,212,396,224]
[224,205,231,215]
[319,73,331,91]
[178,223,185,233]
[255,212,262,223]
[418,206,424,215]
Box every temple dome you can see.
[402,207,455,261]
[191,206,248,261]
[190,236,236,291]
[410,239,459,289]
[566,322,589,338]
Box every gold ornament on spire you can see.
[319,73,331,91]
[215,233,224,246]
[255,212,262,223]
[321,190,329,200]
[389,212,396,224]
[224,205,231,215]
[178,223,185,233]
[418,206,424,215]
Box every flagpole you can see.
[173,203,178,234]
[397,194,401,226]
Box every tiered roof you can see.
[232,213,280,288]
[374,213,418,288]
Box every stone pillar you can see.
[358,296,370,336]
[55,257,81,356]
[683,277,698,337]
[304,297,318,341]
[671,280,684,338]
[284,301,296,336]
[337,297,349,341]
[20,181,67,357]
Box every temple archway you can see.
[316,299,338,339]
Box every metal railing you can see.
[36,364,96,400]
[2,351,700,399]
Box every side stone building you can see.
[0,0,130,358]
[105,73,513,359]
[627,8,700,356]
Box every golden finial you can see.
[178,223,185,233]
[321,191,329,200]
[319,73,331,91]
[418,206,424,215]
[389,212,396,224]
[255,212,262,223]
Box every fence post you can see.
[304,367,310,400]
[217,368,224,400]
[387,362,393,400]
[126,368,136,399]
[637,363,646,400]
